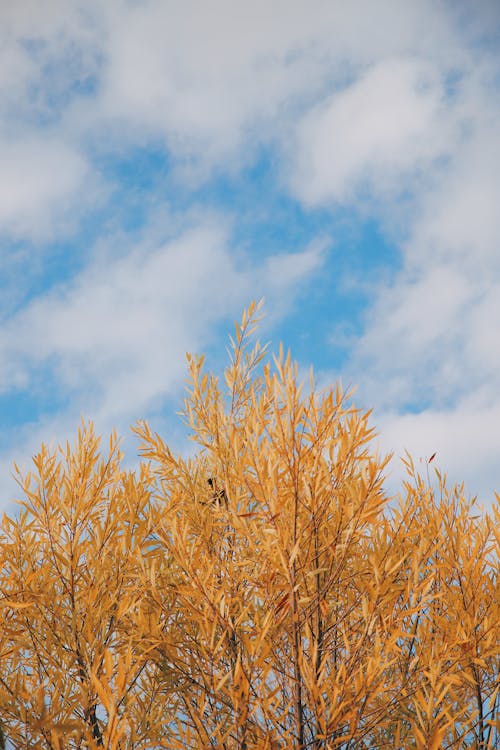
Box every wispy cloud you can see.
[0,134,96,241]
[0,222,324,419]
[290,59,450,206]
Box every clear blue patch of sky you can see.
[94,143,171,232]
[98,143,171,198]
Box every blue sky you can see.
[1,0,500,510]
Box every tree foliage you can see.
[0,302,498,749]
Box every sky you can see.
[1,0,499,511]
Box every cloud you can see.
[2,0,464,174]
[376,398,500,504]
[0,221,324,422]
[0,1,101,119]
[0,0,484,227]
[408,113,500,269]
[325,58,500,503]
[0,135,94,240]
[343,60,500,405]
[84,0,467,180]
[290,58,449,205]
[0,2,102,241]
[264,239,326,292]
[351,264,475,407]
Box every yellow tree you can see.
[0,302,498,749]
[392,465,500,750]
[0,427,158,749]
[370,462,499,750]
[133,302,497,748]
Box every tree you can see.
[0,429,156,749]
[0,302,498,748]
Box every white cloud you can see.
[0,221,324,419]
[264,239,326,291]
[350,264,476,407]
[408,116,500,269]
[342,62,500,392]
[0,135,94,240]
[375,398,500,504]
[0,2,102,240]
[326,63,500,503]
[290,58,448,205]
[84,0,466,179]
[465,284,500,375]
[0,0,483,234]
[0,3,101,148]
[1,224,226,415]
[1,0,463,172]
